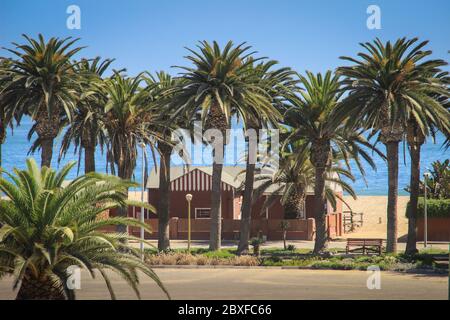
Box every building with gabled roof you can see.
[142,166,343,240]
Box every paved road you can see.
[0,269,447,300]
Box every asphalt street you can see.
[0,268,447,300]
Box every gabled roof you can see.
[147,166,245,189]
[146,165,343,194]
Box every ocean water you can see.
[1,117,449,195]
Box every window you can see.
[132,206,151,219]
[195,208,211,219]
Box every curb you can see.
[148,265,448,274]
[149,265,279,269]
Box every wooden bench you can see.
[346,238,383,255]
[432,254,449,268]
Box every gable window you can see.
[195,208,211,219]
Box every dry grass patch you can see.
[146,252,259,266]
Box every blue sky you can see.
[1,0,449,194]
[1,0,449,76]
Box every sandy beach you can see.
[343,196,409,241]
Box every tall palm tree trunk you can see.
[313,165,328,253]
[40,138,54,168]
[311,142,330,253]
[284,190,306,219]
[385,141,399,253]
[16,275,66,300]
[405,142,421,254]
[210,160,223,251]
[157,143,172,251]
[116,190,129,234]
[116,156,133,234]
[84,146,96,173]
[35,111,59,168]
[237,134,257,255]
[207,102,228,251]
[405,124,424,255]
[82,126,97,173]
[0,122,5,171]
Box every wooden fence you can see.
[108,207,344,240]
[128,218,316,241]
[417,218,450,241]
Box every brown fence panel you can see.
[250,219,269,238]
[177,218,210,240]
[129,219,158,239]
[112,214,318,241]
[266,219,309,240]
[417,218,450,241]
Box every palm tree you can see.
[2,34,84,167]
[142,71,188,251]
[0,158,168,300]
[337,38,449,253]
[0,58,14,171]
[251,146,356,219]
[284,71,381,253]
[413,159,449,199]
[174,41,274,250]
[405,85,449,255]
[102,73,163,232]
[236,60,297,254]
[404,118,426,255]
[59,57,114,174]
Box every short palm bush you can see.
[250,237,265,257]
[405,159,450,199]
[0,158,168,300]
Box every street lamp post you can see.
[140,142,146,260]
[423,172,431,248]
[185,194,193,252]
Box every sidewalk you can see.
[135,239,450,252]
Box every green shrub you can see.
[405,160,450,199]
[250,237,265,246]
[406,197,450,218]
[201,249,236,259]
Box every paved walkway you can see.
[136,240,450,252]
[0,269,447,300]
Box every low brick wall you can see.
[417,217,450,241]
[129,218,316,241]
